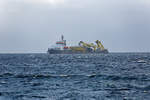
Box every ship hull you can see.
[47,49,109,54]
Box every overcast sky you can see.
[0,0,150,53]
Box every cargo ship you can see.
[47,35,109,54]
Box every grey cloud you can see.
[0,0,150,53]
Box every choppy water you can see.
[0,53,150,100]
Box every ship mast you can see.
[61,35,64,41]
[61,35,66,46]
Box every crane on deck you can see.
[79,41,97,51]
[89,43,97,51]
[95,40,105,50]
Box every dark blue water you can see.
[0,53,150,100]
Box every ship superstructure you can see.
[47,35,108,54]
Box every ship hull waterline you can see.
[47,49,109,54]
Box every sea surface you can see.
[0,53,150,100]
